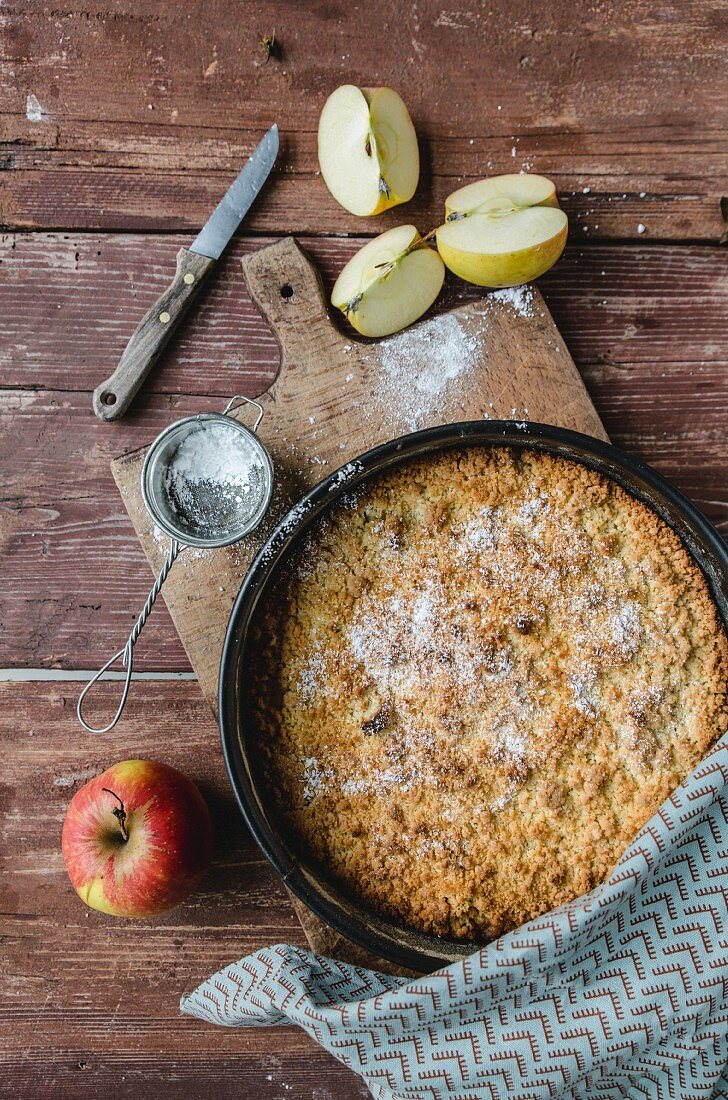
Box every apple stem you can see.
[402,227,441,260]
[101,787,129,843]
[418,227,439,244]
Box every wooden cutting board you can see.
[112,235,607,973]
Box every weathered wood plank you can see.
[1,237,726,672]
[2,233,727,394]
[0,387,223,671]
[1,0,726,239]
[0,680,367,1098]
[2,145,724,240]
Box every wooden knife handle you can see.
[93,247,216,421]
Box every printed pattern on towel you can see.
[182,734,728,1100]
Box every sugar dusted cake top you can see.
[251,447,728,941]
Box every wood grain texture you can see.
[93,247,216,420]
[3,232,727,396]
[0,680,369,1100]
[1,0,727,240]
[110,235,605,964]
[2,0,728,1088]
[1,235,726,674]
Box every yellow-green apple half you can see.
[318,85,419,216]
[435,174,568,287]
[332,224,445,338]
[61,760,213,918]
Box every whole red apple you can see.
[61,759,213,918]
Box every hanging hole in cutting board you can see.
[100,391,117,406]
[280,283,294,299]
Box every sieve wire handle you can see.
[77,538,182,734]
[223,394,264,431]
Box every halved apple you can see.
[436,174,568,288]
[332,225,444,338]
[318,85,420,217]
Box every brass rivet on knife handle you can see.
[92,248,216,421]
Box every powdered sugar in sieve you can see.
[162,420,268,541]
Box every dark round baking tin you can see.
[219,421,728,972]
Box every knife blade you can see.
[190,123,278,260]
[92,124,279,422]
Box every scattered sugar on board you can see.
[490,285,534,317]
[366,293,533,432]
[374,313,481,431]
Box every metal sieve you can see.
[78,394,274,734]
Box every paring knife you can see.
[93,123,279,421]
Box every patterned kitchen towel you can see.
[181,734,728,1099]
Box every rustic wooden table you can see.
[1,3,726,1097]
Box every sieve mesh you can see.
[160,421,269,541]
[143,413,273,548]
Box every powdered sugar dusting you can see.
[611,601,644,659]
[490,285,535,317]
[273,458,669,817]
[302,756,333,802]
[374,313,481,431]
[327,459,364,491]
[162,422,266,539]
[353,289,537,434]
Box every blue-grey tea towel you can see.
[181,733,728,1099]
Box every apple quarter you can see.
[332,225,445,338]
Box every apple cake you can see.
[249,447,728,941]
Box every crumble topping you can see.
[250,448,728,940]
